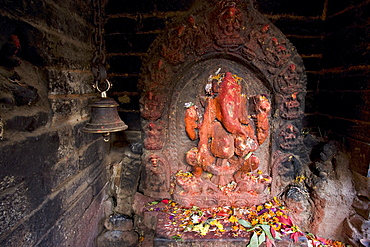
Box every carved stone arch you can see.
[139,0,307,202]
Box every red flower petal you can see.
[276,216,293,226]
[161,199,170,204]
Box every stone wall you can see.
[0,1,111,246]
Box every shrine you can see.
[140,0,306,209]
[138,0,313,245]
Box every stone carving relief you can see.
[212,1,245,48]
[139,91,165,121]
[278,123,301,151]
[275,63,305,94]
[139,0,307,208]
[149,60,167,88]
[271,152,303,196]
[143,120,165,150]
[173,71,272,207]
[278,92,303,119]
[260,37,291,67]
[161,27,186,65]
[141,153,170,198]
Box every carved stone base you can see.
[154,238,309,247]
[153,213,309,247]
[173,192,271,207]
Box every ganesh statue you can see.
[173,71,272,207]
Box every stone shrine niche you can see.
[139,0,307,207]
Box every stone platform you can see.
[154,236,309,247]
[151,212,309,247]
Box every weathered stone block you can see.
[132,192,154,217]
[97,230,139,247]
[353,172,370,199]
[39,32,92,69]
[0,132,59,204]
[50,97,86,125]
[0,182,30,236]
[52,159,105,210]
[353,197,370,220]
[343,214,370,241]
[56,125,76,159]
[114,158,142,214]
[144,211,160,230]
[36,186,95,246]
[105,215,134,231]
[78,139,109,170]
[73,121,101,149]
[40,169,106,245]
[44,155,79,190]
[0,193,64,246]
[5,111,49,131]
[65,183,107,247]
[0,1,91,43]
[119,159,142,196]
[7,81,39,106]
[47,68,94,95]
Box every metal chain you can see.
[0,116,3,141]
[91,0,107,85]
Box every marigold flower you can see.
[229,215,238,224]
[251,218,259,225]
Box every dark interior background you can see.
[106,0,370,176]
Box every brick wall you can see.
[319,0,370,175]
[0,1,110,246]
[104,0,196,132]
[104,0,327,132]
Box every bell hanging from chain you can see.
[82,79,128,142]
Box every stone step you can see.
[154,236,308,247]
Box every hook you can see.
[103,132,110,142]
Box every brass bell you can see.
[82,80,128,141]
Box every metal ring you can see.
[95,79,111,93]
